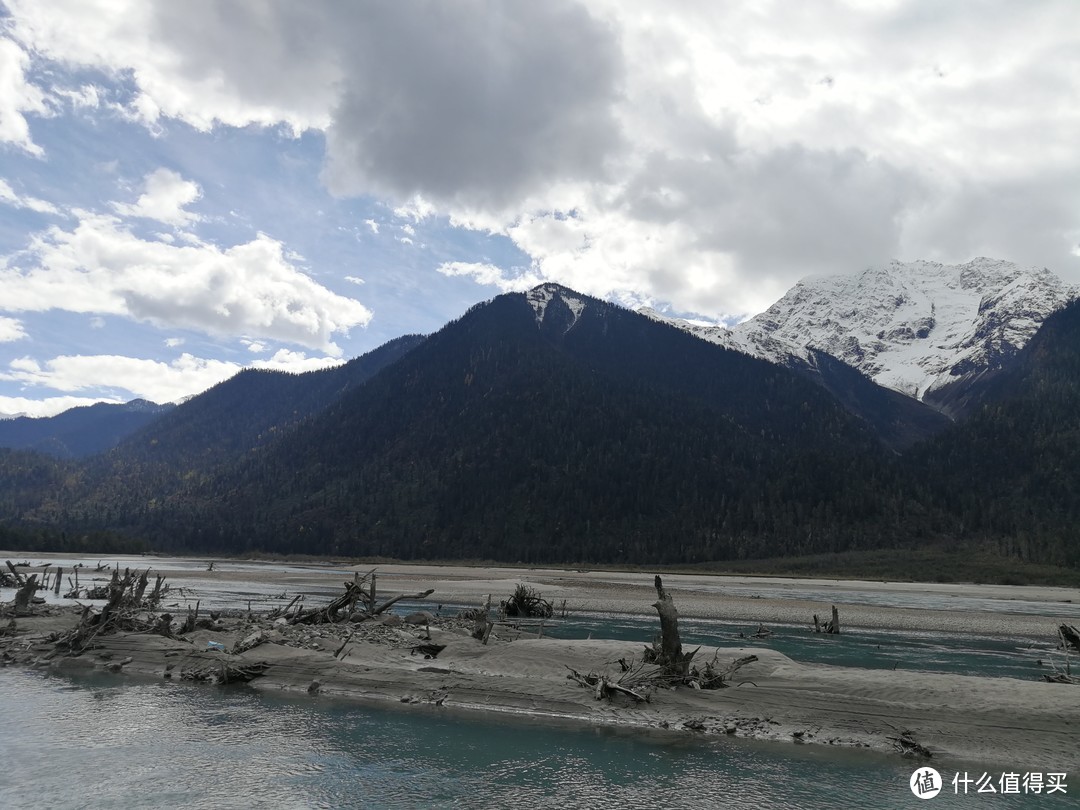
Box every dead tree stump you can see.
[13,575,39,615]
[649,575,695,676]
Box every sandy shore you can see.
[3,558,1079,770]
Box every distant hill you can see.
[0,400,175,459]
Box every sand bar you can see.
[2,558,1078,770]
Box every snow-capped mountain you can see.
[525,282,587,329]
[646,258,1076,407]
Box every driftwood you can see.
[813,605,841,634]
[179,600,202,635]
[1043,626,1080,684]
[57,568,171,651]
[1060,624,1080,654]
[888,727,932,758]
[570,577,758,703]
[467,595,494,643]
[371,589,436,617]
[289,573,368,624]
[180,658,269,685]
[11,575,40,616]
[288,570,435,625]
[693,652,758,689]
[268,593,304,620]
[644,575,696,676]
[566,666,649,703]
[4,560,26,587]
[502,584,554,618]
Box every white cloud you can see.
[436,261,544,293]
[1,210,372,354]
[0,178,59,215]
[0,316,27,342]
[250,349,345,374]
[0,36,47,156]
[0,348,346,415]
[0,395,124,419]
[0,352,241,404]
[363,219,379,234]
[4,0,338,133]
[164,337,184,347]
[112,168,202,226]
[5,0,1080,318]
[344,275,364,285]
[52,83,101,110]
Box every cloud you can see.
[436,261,543,293]
[0,348,346,415]
[4,0,338,133]
[250,349,345,373]
[112,168,202,226]
[0,316,26,342]
[0,178,60,215]
[5,0,1080,320]
[0,36,47,156]
[0,395,124,419]
[0,352,241,403]
[1,208,372,355]
[320,2,624,213]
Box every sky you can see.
[1,0,1078,417]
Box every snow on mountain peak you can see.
[652,259,1077,401]
[526,283,586,330]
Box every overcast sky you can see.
[1,0,1078,416]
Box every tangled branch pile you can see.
[502,584,553,618]
[55,567,172,653]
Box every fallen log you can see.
[371,589,436,617]
[180,658,270,685]
[290,572,369,625]
[5,561,26,587]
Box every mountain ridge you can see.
[644,258,1076,416]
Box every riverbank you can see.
[2,558,1079,771]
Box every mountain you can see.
[907,297,1080,567]
[0,399,175,458]
[645,258,1076,418]
[107,334,425,470]
[109,284,925,562]
[2,282,1077,570]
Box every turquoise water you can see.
[538,613,1057,681]
[0,669,1070,809]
